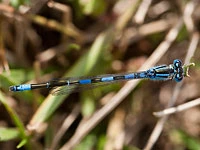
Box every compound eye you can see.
[173,59,182,69]
[174,73,183,82]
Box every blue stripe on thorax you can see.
[155,73,170,77]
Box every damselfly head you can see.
[173,59,195,82]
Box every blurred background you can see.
[0,0,200,150]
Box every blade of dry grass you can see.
[115,0,139,31]
[154,97,200,117]
[0,17,10,74]
[133,0,152,24]
[120,18,177,48]
[50,104,80,150]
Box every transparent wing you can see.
[50,82,118,96]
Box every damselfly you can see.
[9,59,194,95]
